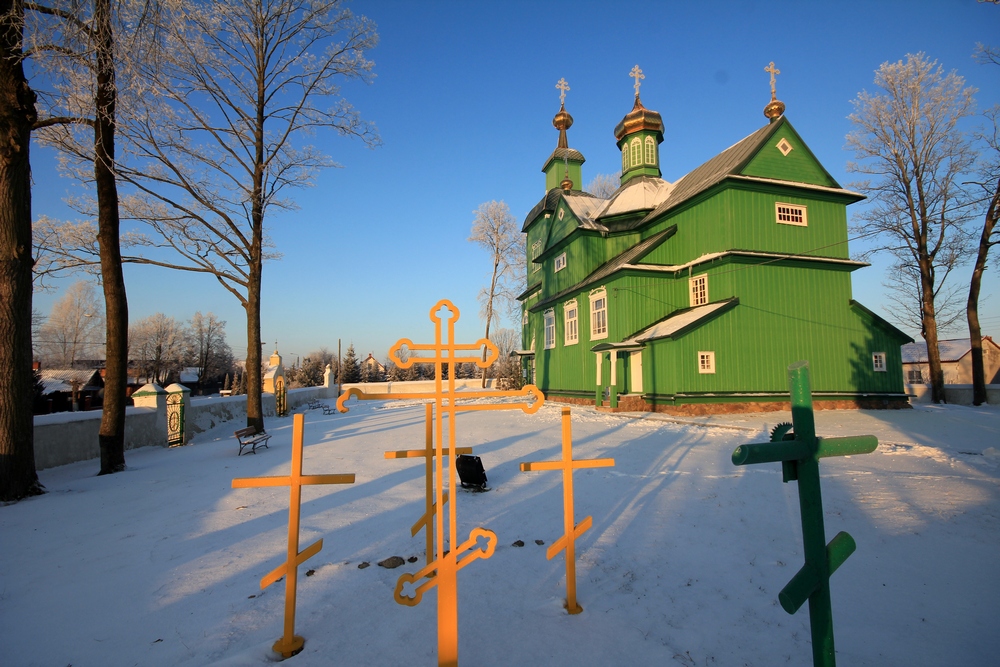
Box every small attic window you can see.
[557,208,565,221]
[554,252,567,272]
[776,138,793,156]
[776,203,807,226]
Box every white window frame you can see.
[776,202,807,227]
[873,352,887,372]
[689,274,708,307]
[644,135,656,165]
[531,239,542,273]
[522,309,528,326]
[554,252,567,272]
[776,137,794,156]
[906,368,923,384]
[698,351,716,374]
[621,145,628,172]
[590,288,608,340]
[563,299,578,346]
[543,309,556,350]
[630,137,641,167]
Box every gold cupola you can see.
[763,61,785,121]
[616,65,664,185]
[542,78,585,192]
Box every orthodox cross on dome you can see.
[629,64,644,97]
[556,77,570,106]
[765,61,781,100]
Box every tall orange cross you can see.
[520,407,614,614]
[232,413,355,658]
[337,299,543,667]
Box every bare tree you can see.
[186,311,233,390]
[36,280,106,367]
[24,0,151,474]
[585,172,620,199]
[0,0,44,500]
[469,200,524,387]
[489,327,521,389]
[967,46,1000,406]
[105,0,379,432]
[129,313,186,385]
[847,52,978,403]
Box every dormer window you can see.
[630,137,641,167]
[776,138,793,156]
[645,136,656,165]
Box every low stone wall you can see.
[33,407,161,471]
[906,384,1000,405]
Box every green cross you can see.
[731,361,877,667]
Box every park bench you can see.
[322,404,335,415]
[235,426,271,456]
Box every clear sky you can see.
[30,0,1000,366]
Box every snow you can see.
[2,399,999,666]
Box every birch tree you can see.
[36,280,106,367]
[468,200,524,388]
[847,52,977,404]
[0,0,43,500]
[113,0,379,431]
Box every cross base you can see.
[272,634,304,658]
[566,601,583,615]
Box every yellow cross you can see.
[338,298,543,667]
[232,413,355,658]
[630,64,644,97]
[765,61,781,99]
[520,407,614,614]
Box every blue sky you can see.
[30,0,1000,365]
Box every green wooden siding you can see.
[740,124,838,188]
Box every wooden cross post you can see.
[520,407,614,614]
[731,361,877,667]
[337,299,544,667]
[384,403,473,566]
[232,413,355,658]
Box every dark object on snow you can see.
[512,540,524,547]
[535,539,545,545]
[407,556,418,563]
[378,556,405,569]
[456,454,487,489]
[357,562,370,569]
[305,569,315,577]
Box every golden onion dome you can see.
[553,104,574,148]
[614,96,664,141]
[764,97,785,121]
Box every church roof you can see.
[624,298,739,344]
[594,175,673,221]
[521,188,601,233]
[528,226,676,311]
[541,147,586,171]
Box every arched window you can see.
[621,146,628,172]
[645,136,656,165]
[630,137,641,167]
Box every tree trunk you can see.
[245,263,263,432]
[967,176,999,407]
[919,259,946,404]
[94,0,127,474]
[0,0,43,501]
[480,258,499,389]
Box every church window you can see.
[776,138,794,156]
[554,252,567,272]
[531,240,542,272]
[630,137,642,167]
[776,203,807,226]
[590,288,608,340]
[544,310,556,350]
[645,136,656,165]
[689,275,708,307]
[564,300,578,345]
[872,352,886,372]
[698,351,716,374]
[622,145,628,172]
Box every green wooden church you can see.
[517,68,911,414]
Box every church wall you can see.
[740,125,837,187]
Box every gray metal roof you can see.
[521,188,601,233]
[541,147,586,171]
[529,226,676,312]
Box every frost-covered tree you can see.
[847,53,978,403]
[185,312,233,389]
[469,200,524,387]
[585,172,620,198]
[129,313,186,385]
[36,281,106,368]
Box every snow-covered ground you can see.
[2,398,998,666]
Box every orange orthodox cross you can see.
[232,413,355,657]
[338,299,543,667]
[520,407,614,614]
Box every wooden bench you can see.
[322,404,335,415]
[235,426,271,456]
